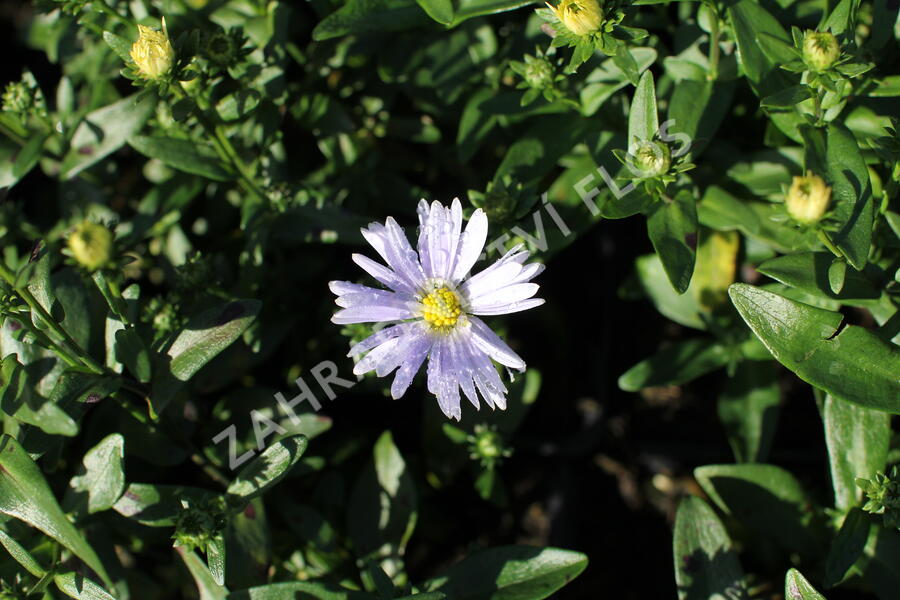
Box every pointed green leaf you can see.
[823,395,889,510]
[311,0,430,41]
[0,435,112,589]
[647,190,698,293]
[673,496,746,600]
[179,547,228,600]
[415,0,453,23]
[694,463,819,556]
[756,252,880,303]
[208,534,226,586]
[717,360,780,463]
[619,339,729,391]
[65,433,126,515]
[424,546,588,600]
[348,431,417,569]
[61,91,157,179]
[628,70,659,145]
[800,124,874,269]
[226,434,308,509]
[0,529,46,577]
[823,508,871,588]
[226,582,377,600]
[129,135,235,181]
[728,284,900,412]
[151,299,261,415]
[113,483,217,527]
[54,572,117,600]
[785,569,827,600]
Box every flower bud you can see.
[630,141,671,178]
[802,31,840,72]
[524,56,554,89]
[68,222,113,271]
[130,22,175,79]
[786,172,831,225]
[547,0,603,36]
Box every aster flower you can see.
[329,199,545,420]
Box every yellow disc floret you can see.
[421,286,463,333]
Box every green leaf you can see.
[208,533,226,586]
[634,254,705,329]
[12,132,47,181]
[151,299,261,415]
[424,546,587,600]
[61,91,157,179]
[0,354,77,436]
[821,0,853,36]
[312,0,430,41]
[694,463,819,556]
[673,496,746,600]
[0,435,112,589]
[666,80,734,160]
[800,123,874,269]
[619,338,730,391]
[102,30,133,63]
[823,508,871,588]
[452,0,533,24]
[113,483,217,527]
[628,70,658,145]
[823,395,889,510]
[756,252,880,304]
[54,572,117,600]
[348,431,416,573]
[415,0,453,23]
[728,284,900,413]
[762,85,814,108]
[717,360,780,463]
[65,433,126,515]
[647,190,698,294]
[226,434,308,509]
[0,529,46,577]
[114,328,152,383]
[129,135,235,182]
[226,582,377,600]
[785,568,827,600]
[215,91,262,122]
[179,547,228,600]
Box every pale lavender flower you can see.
[329,198,545,420]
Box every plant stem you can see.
[817,229,844,258]
[0,262,106,375]
[707,5,721,81]
[174,82,269,204]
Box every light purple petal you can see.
[351,254,415,294]
[360,220,425,291]
[450,208,488,284]
[331,304,415,324]
[347,324,406,358]
[390,327,432,399]
[468,297,546,316]
[353,337,401,375]
[467,283,540,313]
[467,316,526,370]
[427,339,461,420]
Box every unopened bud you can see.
[630,141,671,178]
[786,172,831,225]
[130,22,175,79]
[68,222,113,271]
[546,0,603,36]
[802,31,840,72]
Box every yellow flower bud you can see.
[130,22,175,79]
[786,172,831,225]
[68,222,114,271]
[546,0,603,36]
[802,31,840,72]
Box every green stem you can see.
[0,262,106,375]
[707,5,721,81]
[817,229,844,258]
[174,82,269,203]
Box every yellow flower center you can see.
[421,286,463,332]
